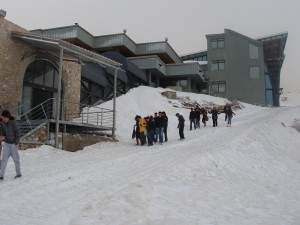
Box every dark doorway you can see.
[32,88,54,118]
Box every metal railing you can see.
[64,103,114,128]
[1,98,114,138]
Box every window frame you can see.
[211,81,226,93]
[249,66,260,79]
[211,60,225,71]
[211,38,225,49]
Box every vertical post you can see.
[55,47,63,148]
[148,71,152,87]
[112,68,118,140]
[101,108,103,127]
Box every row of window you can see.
[211,40,260,61]
[211,60,260,78]
[189,56,208,61]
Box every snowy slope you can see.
[280,91,300,106]
[1,86,300,225]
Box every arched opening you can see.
[22,60,59,116]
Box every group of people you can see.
[133,103,236,145]
[133,111,168,146]
[0,110,22,180]
[188,103,236,129]
[188,106,209,130]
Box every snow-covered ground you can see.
[1,86,300,225]
[280,91,300,106]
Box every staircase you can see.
[17,98,56,144]
[19,119,49,139]
[2,98,114,146]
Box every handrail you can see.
[12,97,114,141]
[65,109,113,127]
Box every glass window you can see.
[211,63,218,71]
[44,69,54,88]
[24,71,35,82]
[219,61,225,70]
[80,78,105,105]
[211,60,225,71]
[211,84,218,93]
[211,40,218,49]
[218,39,224,48]
[34,74,44,85]
[249,44,259,59]
[24,60,58,89]
[211,81,226,93]
[250,66,260,78]
[211,38,224,49]
[22,86,32,113]
[219,83,226,92]
[176,79,187,87]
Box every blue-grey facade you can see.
[181,29,288,106]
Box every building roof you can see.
[31,24,183,64]
[257,32,288,61]
[12,31,122,69]
[102,51,147,82]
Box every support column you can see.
[55,47,63,148]
[148,71,152,87]
[187,77,192,92]
[112,68,118,140]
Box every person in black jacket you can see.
[134,115,141,145]
[154,112,164,144]
[189,108,196,130]
[227,106,236,127]
[223,103,229,121]
[176,113,185,140]
[195,107,201,128]
[161,111,168,142]
[0,110,21,180]
[146,116,156,146]
[209,107,221,127]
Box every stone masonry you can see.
[0,17,81,118]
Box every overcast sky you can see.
[2,0,299,92]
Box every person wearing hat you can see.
[0,110,21,180]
